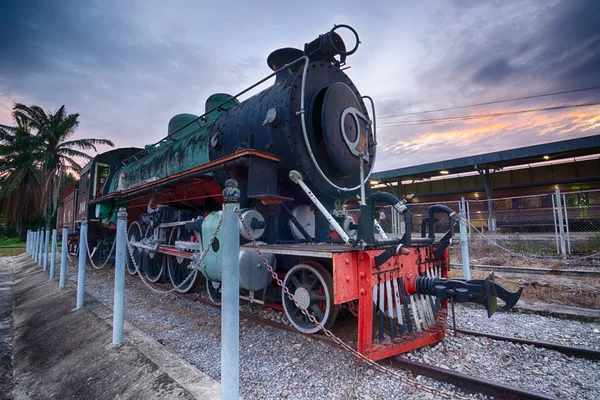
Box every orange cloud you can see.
[380,105,600,156]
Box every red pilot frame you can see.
[333,246,449,361]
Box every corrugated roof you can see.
[372,133,600,181]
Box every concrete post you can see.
[50,229,57,279]
[555,189,567,258]
[77,220,88,309]
[38,229,43,265]
[26,231,29,254]
[31,231,36,257]
[221,179,240,400]
[43,229,50,271]
[112,208,128,345]
[60,224,68,289]
[459,197,471,280]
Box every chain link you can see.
[123,216,223,295]
[85,229,116,270]
[235,208,468,400]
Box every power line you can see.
[377,101,600,128]
[377,85,600,120]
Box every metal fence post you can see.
[221,179,240,400]
[50,229,57,279]
[112,208,128,345]
[43,229,50,271]
[551,194,559,255]
[60,224,68,289]
[562,194,571,255]
[76,220,88,309]
[554,189,567,258]
[459,197,471,280]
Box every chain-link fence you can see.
[348,189,600,263]
[463,189,600,258]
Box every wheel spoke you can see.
[308,277,320,291]
[310,304,324,320]
[291,276,302,289]
[301,269,309,285]
[311,294,326,302]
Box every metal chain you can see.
[459,218,600,262]
[235,209,468,400]
[123,216,223,295]
[85,229,116,270]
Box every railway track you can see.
[450,263,600,278]
[177,290,574,400]
[95,270,590,399]
[454,328,600,361]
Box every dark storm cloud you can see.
[473,58,514,85]
[413,0,600,101]
[466,0,600,92]
[0,0,259,147]
[374,0,600,168]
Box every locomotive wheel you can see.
[282,262,339,334]
[68,238,78,257]
[126,221,143,275]
[206,279,221,305]
[142,227,164,282]
[166,226,200,293]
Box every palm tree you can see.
[11,104,114,228]
[0,116,43,234]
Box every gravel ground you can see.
[62,260,600,400]
[452,303,600,349]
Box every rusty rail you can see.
[455,328,600,360]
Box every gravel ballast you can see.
[62,261,600,400]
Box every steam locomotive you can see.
[58,25,522,361]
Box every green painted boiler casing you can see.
[108,94,239,193]
[108,115,209,192]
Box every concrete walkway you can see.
[1,254,220,400]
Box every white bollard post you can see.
[60,224,68,289]
[31,231,36,257]
[50,229,57,279]
[112,208,128,345]
[76,220,88,309]
[37,229,43,265]
[221,179,240,400]
[43,229,50,271]
[459,197,471,280]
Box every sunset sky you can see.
[1,0,599,173]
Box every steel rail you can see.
[389,357,559,400]
[450,263,600,278]
[455,328,600,360]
